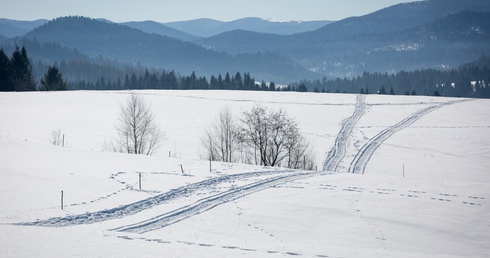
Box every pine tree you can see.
[39,66,67,91]
[297,84,308,92]
[217,74,224,89]
[269,82,276,91]
[10,47,36,91]
[260,80,267,91]
[378,85,386,94]
[234,72,243,90]
[224,73,231,89]
[210,75,218,89]
[0,49,13,91]
[389,87,395,95]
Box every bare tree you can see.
[239,106,314,168]
[116,93,164,155]
[201,105,315,170]
[239,105,269,165]
[284,132,316,170]
[201,107,241,162]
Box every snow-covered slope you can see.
[0,90,489,257]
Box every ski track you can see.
[348,99,468,174]
[323,94,366,172]
[112,172,313,233]
[16,169,305,228]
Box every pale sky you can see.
[1,0,421,22]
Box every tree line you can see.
[289,55,490,98]
[3,46,489,99]
[68,70,278,92]
[0,46,280,92]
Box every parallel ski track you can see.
[112,172,313,233]
[17,169,306,227]
[348,100,467,174]
[322,95,366,172]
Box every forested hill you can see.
[291,55,490,98]
[197,0,490,78]
[164,17,331,37]
[121,21,201,42]
[23,16,314,83]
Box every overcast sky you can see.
[2,0,420,22]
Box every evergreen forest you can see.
[1,46,489,98]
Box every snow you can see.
[0,90,489,257]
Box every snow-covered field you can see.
[0,90,489,257]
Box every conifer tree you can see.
[224,72,231,89]
[10,47,36,91]
[269,82,276,91]
[378,85,386,94]
[217,74,224,89]
[389,87,395,95]
[234,72,243,90]
[39,66,67,91]
[0,49,13,91]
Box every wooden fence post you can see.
[61,190,64,210]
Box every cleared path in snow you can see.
[322,95,366,172]
[112,172,313,233]
[348,99,467,174]
[17,169,313,228]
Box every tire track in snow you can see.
[348,99,468,174]
[112,172,313,233]
[16,169,301,227]
[323,95,366,172]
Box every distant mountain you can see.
[460,54,490,69]
[298,0,490,43]
[4,0,490,83]
[197,30,283,55]
[197,0,490,78]
[165,17,331,37]
[165,18,225,38]
[0,19,47,38]
[121,21,201,41]
[22,16,314,83]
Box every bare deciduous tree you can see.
[116,93,164,155]
[239,105,314,168]
[201,105,315,170]
[284,132,316,170]
[201,107,241,162]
